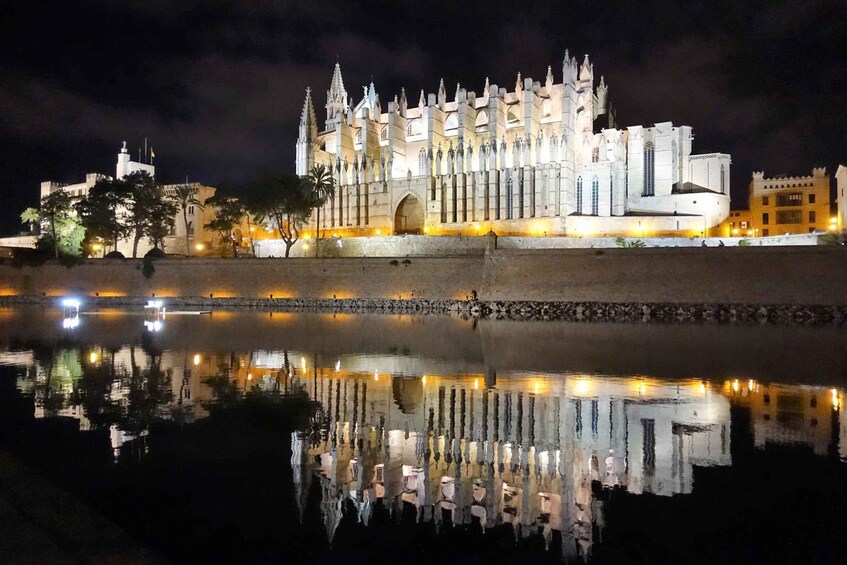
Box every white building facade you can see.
[296,53,731,237]
[38,143,217,256]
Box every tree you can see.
[306,164,336,256]
[75,176,130,253]
[123,171,172,258]
[204,192,245,257]
[249,175,314,257]
[171,185,204,255]
[21,190,84,258]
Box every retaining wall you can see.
[1,246,845,306]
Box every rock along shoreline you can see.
[2,295,846,326]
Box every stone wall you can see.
[1,246,845,306]
[254,232,822,258]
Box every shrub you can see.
[615,237,646,248]
[105,250,125,259]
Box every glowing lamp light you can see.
[423,227,429,234]
[422,375,427,385]
[732,379,740,393]
[832,389,840,411]
[146,299,164,309]
[62,298,81,310]
[638,383,647,396]
[375,230,382,236]
[247,373,253,381]
[91,243,103,251]
[574,379,590,396]
[195,243,205,251]
[374,371,379,382]
[89,351,99,364]
[193,354,201,366]
[335,359,341,372]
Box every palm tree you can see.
[307,164,335,257]
[171,185,203,256]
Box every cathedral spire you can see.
[483,77,490,95]
[326,62,349,129]
[419,89,425,109]
[515,72,522,93]
[399,87,408,117]
[437,78,446,109]
[545,65,554,90]
[300,87,316,129]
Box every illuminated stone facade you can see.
[745,168,833,237]
[296,54,731,238]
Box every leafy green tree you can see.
[75,176,130,253]
[123,171,173,258]
[204,192,246,257]
[171,184,204,255]
[306,164,336,255]
[249,175,314,257]
[21,190,84,258]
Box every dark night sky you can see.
[1,0,845,234]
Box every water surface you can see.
[1,306,845,563]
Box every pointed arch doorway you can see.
[394,194,425,234]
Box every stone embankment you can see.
[3,295,845,326]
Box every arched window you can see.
[380,126,388,141]
[576,176,583,213]
[591,176,599,215]
[418,148,427,176]
[643,142,655,196]
[407,119,422,137]
[720,163,726,194]
[592,147,599,163]
[356,130,362,144]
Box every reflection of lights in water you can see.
[61,298,81,309]
[574,379,590,396]
[534,381,539,395]
[374,371,379,382]
[732,379,740,393]
[145,299,164,309]
[89,351,99,364]
[301,357,306,371]
[247,373,253,381]
[639,383,647,396]
[422,375,427,385]
[748,379,756,392]
[62,315,80,329]
[143,320,163,332]
[833,389,840,411]
[193,354,201,366]
[474,378,479,390]
[700,382,707,395]
[335,359,341,372]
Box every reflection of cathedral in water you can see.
[291,371,732,559]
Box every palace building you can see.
[296,53,731,238]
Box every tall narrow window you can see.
[506,177,514,220]
[591,176,599,215]
[418,148,427,176]
[720,163,726,194]
[643,142,655,196]
[642,418,656,478]
[592,146,599,163]
[576,176,583,213]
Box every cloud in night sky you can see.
[0,0,844,232]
